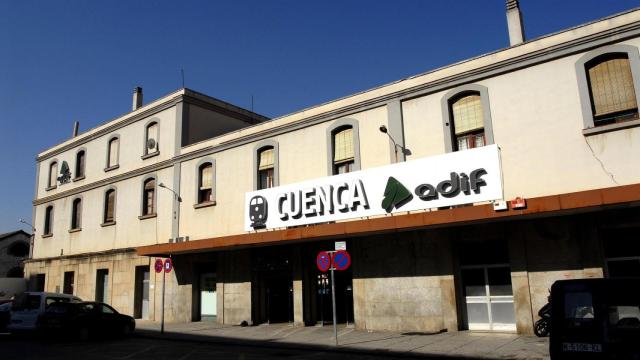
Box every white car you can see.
[8,292,82,331]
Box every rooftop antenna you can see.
[181,68,185,88]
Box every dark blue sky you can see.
[1,1,638,233]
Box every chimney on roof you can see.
[506,0,525,46]
[132,86,143,111]
[72,121,79,137]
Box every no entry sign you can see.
[316,251,331,272]
[332,250,351,271]
[154,258,164,273]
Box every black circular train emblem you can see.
[249,195,268,228]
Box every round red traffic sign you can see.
[332,250,351,271]
[164,258,173,273]
[154,258,164,273]
[316,251,331,272]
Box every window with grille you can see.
[107,138,119,168]
[44,205,53,235]
[71,198,82,230]
[48,162,58,188]
[142,179,155,215]
[75,151,85,179]
[451,93,486,151]
[104,189,116,223]
[198,163,213,204]
[258,147,275,190]
[587,54,639,125]
[333,127,354,174]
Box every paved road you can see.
[0,334,479,360]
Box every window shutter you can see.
[452,94,484,135]
[200,164,212,190]
[258,148,275,170]
[589,57,638,117]
[333,128,354,162]
[108,138,119,167]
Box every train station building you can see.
[24,6,640,335]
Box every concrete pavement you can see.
[136,321,549,359]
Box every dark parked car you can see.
[38,301,135,340]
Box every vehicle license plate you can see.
[563,343,603,352]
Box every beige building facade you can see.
[25,9,640,334]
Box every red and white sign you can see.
[164,258,173,273]
[316,251,331,273]
[154,258,164,273]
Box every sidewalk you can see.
[135,321,549,359]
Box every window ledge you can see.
[100,221,116,227]
[45,185,57,191]
[68,228,82,233]
[583,119,640,136]
[141,151,159,160]
[42,233,53,238]
[138,213,157,220]
[194,201,216,209]
[73,176,85,182]
[104,165,120,172]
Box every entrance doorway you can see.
[252,247,293,324]
[303,242,354,326]
[95,269,109,303]
[134,266,150,319]
[461,265,516,331]
[200,273,217,320]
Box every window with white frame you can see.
[198,163,213,204]
[257,147,275,190]
[107,137,119,168]
[332,126,355,175]
[450,93,486,151]
[48,161,58,189]
[71,198,82,230]
[586,54,638,126]
[142,178,156,216]
[144,122,159,155]
[103,189,116,224]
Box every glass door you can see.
[200,273,217,320]
[461,265,516,331]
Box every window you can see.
[75,150,85,179]
[142,178,156,216]
[450,93,486,151]
[333,127,355,174]
[144,121,159,156]
[106,137,119,169]
[576,45,640,131]
[103,189,116,224]
[48,161,58,189]
[586,54,638,126]
[441,84,494,153]
[43,205,54,236]
[258,147,275,190]
[198,163,213,204]
[71,198,82,230]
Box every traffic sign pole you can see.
[161,263,165,334]
[330,264,338,346]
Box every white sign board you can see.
[335,241,346,251]
[245,145,502,231]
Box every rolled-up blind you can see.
[200,164,212,190]
[452,94,484,135]
[333,128,354,162]
[258,148,274,170]
[588,56,637,117]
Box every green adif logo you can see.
[381,176,413,213]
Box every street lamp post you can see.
[19,219,35,259]
[157,183,181,335]
[379,125,411,162]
